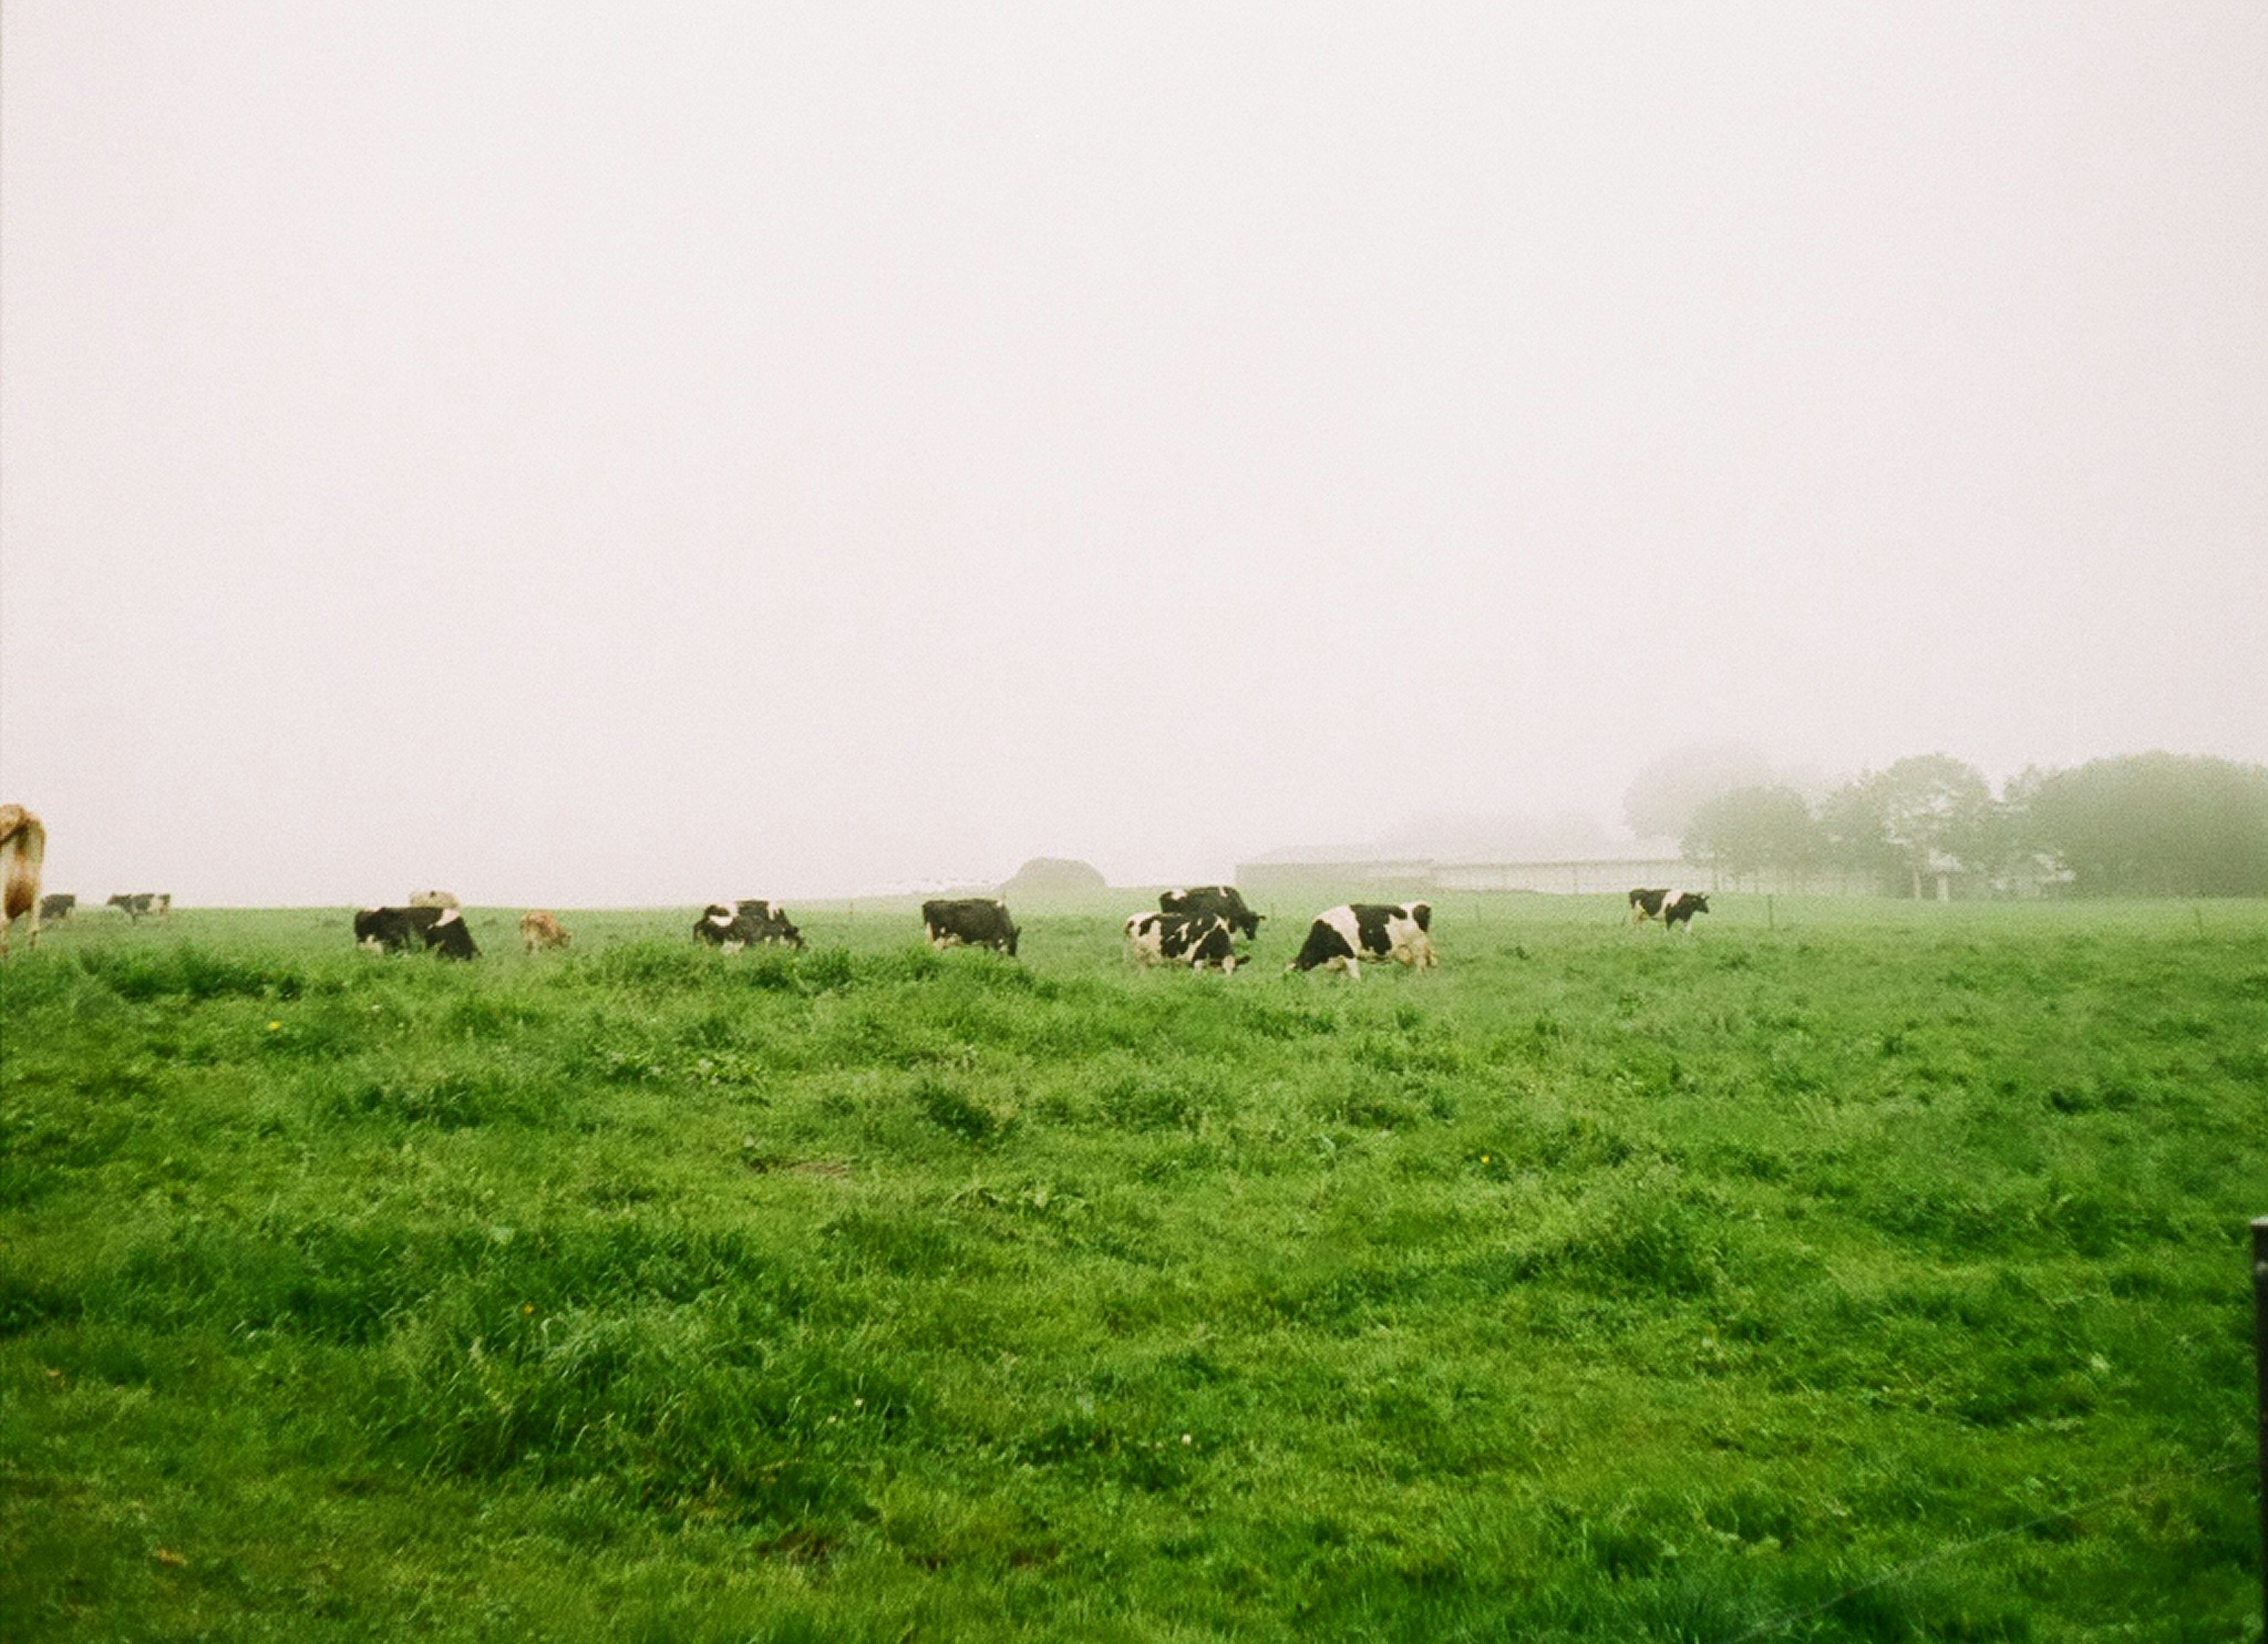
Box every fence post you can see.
[2254,1216,2267,1643]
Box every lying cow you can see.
[923,897,1019,955]
[107,892,171,922]
[1288,902,1436,979]
[1628,887,1709,931]
[693,899,805,952]
[354,904,480,959]
[409,890,461,909]
[1158,884,1263,940]
[520,909,571,953]
[38,892,75,923]
[1125,910,1241,973]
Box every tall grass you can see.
[2,898,2262,1640]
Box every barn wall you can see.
[1237,857,1892,898]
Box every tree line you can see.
[1676,752,2268,898]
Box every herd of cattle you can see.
[1,803,185,957]
[2,803,1712,967]
[340,882,1707,976]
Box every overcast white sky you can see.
[4,4,2263,905]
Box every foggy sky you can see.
[4,4,2264,905]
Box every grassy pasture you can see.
[1,896,2262,1641]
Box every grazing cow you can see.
[733,899,804,948]
[107,893,171,922]
[423,906,480,959]
[409,890,460,910]
[922,898,1019,956]
[1287,902,1436,979]
[1159,885,1263,940]
[520,909,572,953]
[1125,910,1241,973]
[39,893,76,923]
[354,904,479,959]
[1628,887,1709,931]
[1,804,46,957]
[355,906,431,953]
[693,900,805,953]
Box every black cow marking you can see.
[424,906,480,959]
[1158,885,1263,940]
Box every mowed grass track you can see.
[2,898,2262,1642]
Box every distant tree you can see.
[2015,753,2268,896]
[1621,744,1775,842]
[998,857,1107,896]
[1682,785,1820,883]
[1820,754,2000,897]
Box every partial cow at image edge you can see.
[1,804,47,957]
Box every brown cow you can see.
[1,805,47,957]
[520,909,571,953]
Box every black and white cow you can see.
[38,892,75,922]
[1125,910,1241,973]
[422,905,480,959]
[107,892,171,922]
[1628,887,1709,931]
[694,899,806,951]
[923,897,1019,956]
[1287,902,1436,978]
[354,906,423,953]
[1158,885,1263,940]
[734,899,804,947]
[354,904,480,959]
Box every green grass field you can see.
[2,896,2262,1642]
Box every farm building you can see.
[1237,852,1882,899]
